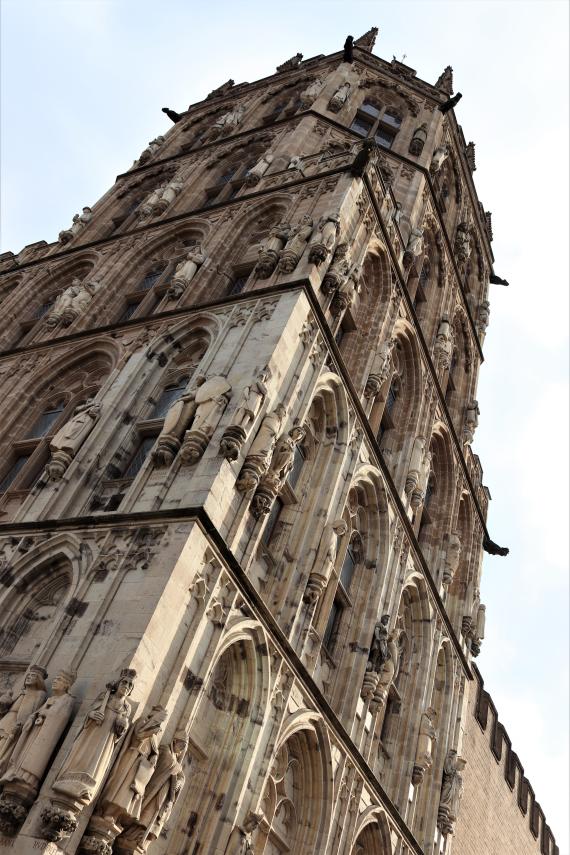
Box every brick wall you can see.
[453,665,558,855]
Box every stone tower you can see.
[0,27,558,855]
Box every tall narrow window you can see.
[137,267,166,292]
[0,454,32,492]
[27,400,65,438]
[122,436,156,480]
[323,598,343,652]
[339,543,357,593]
[151,378,188,419]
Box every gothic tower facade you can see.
[0,28,558,855]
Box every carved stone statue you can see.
[463,400,479,444]
[406,435,432,510]
[403,226,424,268]
[206,79,235,100]
[167,245,207,298]
[471,604,486,657]
[42,398,101,482]
[152,379,202,466]
[58,207,93,244]
[137,136,165,165]
[476,300,490,342]
[454,222,471,262]
[0,667,48,777]
[367,614,390,675]
[51,669,136,808]
[437,750,466,836]
[363,617,401,705]
[332,262,361,316]
[210,104,246,139]
[255,221,292,278]
[299,78,324,108]
[408,123,428,157]
[0,669,76,834]
[278,215,313,273]
[138,183,167,219]
[434,315,453,371]
[430,144,449,173]
[236,405,286,493]
[321,243,351,296]
[115,731,188,853]
[154,173,186,214]
[251,425,306,518]
[276,53,303,72]
[308,214,341,265]
[220,369,269,460]
[223,811,262,855]
[304,519,348,605]
[442,533,461,587]
[412,707,438,785]
[46,277,99,327]
[364,338,397,399]
[328,81,351,113]
[179,375,232,464]
[287,154,304,173]
[245,152,274,186]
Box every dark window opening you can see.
[288,444,306,490]
[27,400,65,438]
[121,436,156,480]
[0,453,32,492]
[323,598,343,652]
[339,544,357,593]
[151,379,188,419]
[262,497,284,545]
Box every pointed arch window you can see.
[27,400,66,438]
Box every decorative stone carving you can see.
[255,221,291,278]
[287,154,304,173]
[46,277,100,328]
[167,245,207,298]
[437,750,466,836]
[409,123,428,156]
[152,379,203,466]
[364,338,396,399]
[179,376,232,464]
[403,227,424,268]
[476,300,490,342]
[463,400,479,444]
[223,811,262,854]
[0,669,76,835]
[406,437,432,511]
[442,532,461,587]
[322,243,351,296]
[245,152,274,186]
[219,369,270,460]
[152,173,186,215]
[435,66,454,95]
[354,26,378,51]
[471,604,486,657]
[41,399,101,482]
[58,207,93,243]
[0,667,48,778]
[206,79,235,100]
[48,668,136,832]
[210,104,246,139]
[277,215,313,273]
[328,81,351,113]
[298,78,324,108]
[276,52,303,72]
[412,707,438,786]
[430,144,449,174]
[465,141,476,171]
[363,616,401,706]
[366,614,390,675]
[434,315,453,371]
[308,214,341,265]
[236,405,286,493]
[251,425,305,518]
[454,221,471,262]
[331,262,362,317]
[138,183,167,219]
[137,136,165,166]
[115,731,188,854]
[303,519,348,605]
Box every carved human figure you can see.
[434,315,453,370]
[409,123,428,156]
[45,279,82,327]
[454,222,471,262]
[413,707,438,784]
[139,184,167,218]
[155,173,186,213]
[438,750,466,834]
[404,227,424,266]
[59,207,93,243]
[47,399,101,479]
[367,614,390,674]
[0,668,48,777]
[278,215,313,272]
[236,405,286,492]
[287,154,304,172]
[304,519,348,604]
[365,338,397,399]
[224,812,262,855]
[67,279,99,322]
[116,731,188,853]
[137,136,165,165]
[463,400,479,444]
[406,436,426,498]
[321,243,351,295]
[443,532,462,587]
[180,375,232,464]
[477,299,490,343]
[328,81,351,113]
[266,425,306,488]
[471,603,486,657]
[211,104,246,138]
[95,706,167,825]
[255,221,292,278]
[228,370,269,431]
[299,77,324,108]
[308,213,341,265]
[245,152,274,186]
[430,144,449,173]
[152,380,200,465]
[2,669,76,795]
[334,262,362,314]
[52,669,136,806]
[168,245,207,298]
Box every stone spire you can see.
[354,27,379,52]
[435,65,454,94]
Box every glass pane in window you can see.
[335,326,345,347]
[137,268,165,292]
[33,299,55,320]
[350,116,374,137]
[219,167,237,185]
[0,453,31,492]
[340,545,357,592]
[151,380,188,419]
[288,445,306,490]
[360,102,381,118]
[122,436,156,480]
[382,111,402,128]
[27,400,65,437]
[228,274,248,296]
[385,383,398,416]
[120,302,139,322]
[424,477,434,510]
[262,497,284,545]
[323,599,342,650]
[375,128,396,149]
[420,261,430,286]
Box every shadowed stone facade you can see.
[0,26,558,855]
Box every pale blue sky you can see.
[1,0,569,849]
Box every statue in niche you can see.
[304,519,348,605]
[363,616,401,705]
[250,423,305,517]
[406,436,432,511]
[42,398,101,482]
[403,226,424,268]
[220,369,270,461]
[409,123,428,156]
[454,222,471,262]
[321,243,351,295]
[442,532,462,587]
[437,750,466,835]
[364,338,397,399]
[154,172,186,214]
[115,731,188,854]
[308,213,341,264]
[152,378,204,466]
[0,667,48,777]
[413,707,438,785]
[328,81,351,113]
[255,221,292,278]
[476,300,490,341]
[210,104,246,139]
[236,405,286,492]
[430,144,449,173]
[332,262,361,316]
[299,77,324,108]
[167,245,207,299]
[245,152,274,186]
[45,277,99,328]
[434,315,453,370]
[138,183,168,219]
[94,706,168,827]
[366,614,390,674]
[278,215,313,273]
[137,136,165,165]
[463,400,479,444]
[179,375,232,464]
[471,604,486,657]
[223,812,262,854]
[51,668,136,807]
[58,207,93,244]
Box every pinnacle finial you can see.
[354,27,379,52]
[435,66,454,95]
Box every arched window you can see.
[118,257,184,322]
[350,100,403,149]
[377,378,399,444]
[150,376,189,419]
[26,400,66,438]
